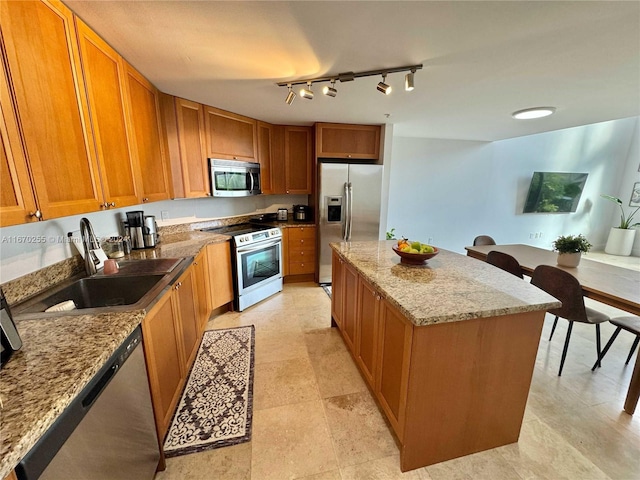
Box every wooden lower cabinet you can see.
[193,248,212,330]
[174,266,200,369]
[286,226,316,276]
[141,286,185,439]
[207,242,234,309]
[331,250,545,471]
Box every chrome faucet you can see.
[80,217,101,276]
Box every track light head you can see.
[285,84,296,105]
[377,74,392,95]
[300,81,314,99]
[323,80,337,97]
[405,70,415,91]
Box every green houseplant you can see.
[601,194,639,256]
[552,234,591,267]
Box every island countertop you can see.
[330,240,560,326]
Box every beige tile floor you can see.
[156,254,640,480]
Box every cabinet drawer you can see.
[289,261,315,275]
[288,226,315,241]
[289,249,315,262]
[289,238,315,250]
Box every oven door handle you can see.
[236,238,281,254]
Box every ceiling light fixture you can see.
[300,81,314,99]
[322,79,337,97]
[405,69,415,91]
[276,64,422,102]
[512,107,556,120]
[285,84,296,105]
[377,74,392,95]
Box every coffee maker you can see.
[125,211,145,250]
[143,215,159,248]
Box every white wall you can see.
[0,194,306,283]
[387,116,639,255]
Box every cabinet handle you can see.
[29,210,42,219]
[300,239,304,243]
[174,281,182,290]
[142,197,149,202]
[99,203,108,209]
[347,154,352,158]
[109,202,116,208]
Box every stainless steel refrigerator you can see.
[318,163,384,284]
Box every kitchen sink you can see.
[13,257,191,318]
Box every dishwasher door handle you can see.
[81,362,119,409]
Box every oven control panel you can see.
[236,228,282,245]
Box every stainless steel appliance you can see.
[318,163,383,284]
[125,211,145,250]
[209,158,261,197]
[16,326,160,480]
[277,208,288,221]
[143,215,159,248]
[1,288,22,367]
[202,224,282,311]
[293,205,311,222]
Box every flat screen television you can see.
[523,172,588,213]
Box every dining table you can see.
[465,244,640,415]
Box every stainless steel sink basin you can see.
[13,258,191,318]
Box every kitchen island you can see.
[330,241,561,472]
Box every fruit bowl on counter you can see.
[392,240,439,265]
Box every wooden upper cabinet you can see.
[0,60,38,227]
[75,18,141,210]
[285,126,312,194]
[123,62,170,203]
[1,0,104,219]
[175,98,209,197]
[204,105,257,161]
[316,123,381,160]
[257,121,274,194]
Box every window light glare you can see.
[512,107,556,120]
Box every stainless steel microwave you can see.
[209,159,261,197]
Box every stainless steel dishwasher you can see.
[16,326,161,480]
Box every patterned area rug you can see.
[163,326,255,457]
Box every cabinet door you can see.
[285,126,312,194]
[76,19,141,209]
[175,98,209,197]
[174,267,200,370]
[1,0,103,219]
[376,298,412,439]
[271,125,286,194]
[257,121,274,194]
[341,263,358,351]
[204,105,257,161]
[356,277,379,387]
[207,242,235,309]
[0,61,38,227]
[141,290,184,438]
[316,123,381,160]
[194,249,212,331]
[331,252,344,327]
[124,62,170,203]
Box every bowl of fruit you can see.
[392,239,439,265]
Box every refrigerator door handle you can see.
[347,182,353,241]
[342,182,349,240]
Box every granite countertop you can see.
[331,240,561,326]
[0,230,231,478]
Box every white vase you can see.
[604,227,636,256]
[557,252,582,267]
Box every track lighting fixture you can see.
[377,74,392,95]
[276,63,422,104]
[300,81,314,99]
[405,69,415,91]
[322,80,337,97]
[285,84,296,105]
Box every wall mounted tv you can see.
[523,172,588,213]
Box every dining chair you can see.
[591,316,640,371]
[486,251,524,279]
[530,265,610,376]
[473,235,496,246]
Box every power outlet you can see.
[161,211,169,221]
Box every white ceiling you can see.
[65,1,640,141]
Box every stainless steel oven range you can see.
[203,224,282,311]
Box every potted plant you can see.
[552,234,592,267]
[601,194,639,256]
